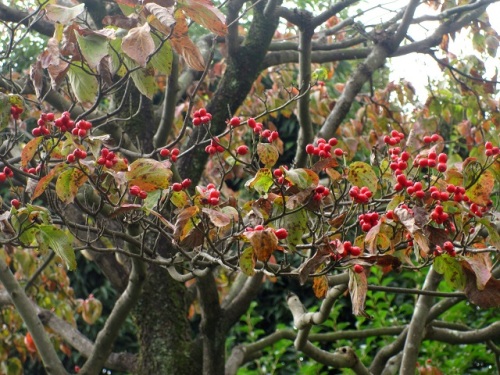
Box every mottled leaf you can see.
[297,246,331,285]
[173,206,200,242]
[126,158,172,191]
[240,246,255,276]
[243,228,278,262]
[284,168,319,190]
[245,168,274,195]
[32,163,67,201]
[145,3,176,28]
[21,137,43,168]
[56,168,88,204]
[130,64,158,99]
[178,0,227,36]
[460,253,492,290]
[170,190,189,208]
[313,272,328,299]
[257,143,279,168]
[36,225,76,270]
[466,170,494,205]
[75,31,109,69]
[477,218,500,249]
[202,208,231,227]
[347,161,378,193]
[150,36,173,75]
[434,254,466,290]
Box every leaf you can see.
[56,168,88,204]
[202,208,231,227]
[477,218,500,249]
[313,272,328,299]
[347,161,378,193]
[297,246,331,285]
[74,31,109,69]
[21,137,43,168]
[130,64,158,99]
[68,63,98,103]
[36,225,76,270]
[178,0,227,36]
[173,206,200,242]
[102,14,140,29]
[243,228,278,262]
[348,267,368,316]
[240,247,255,276]
[45,3,85,25]
[170,190,189,208]
[122,23,155,68]
[434,254,466,290]
[463,268,500,308]
[126,158,172,191]
[460,253,492,290]
[170,35,205,71]
[283,208,308,252]
[145,3,176,28]
[466,170,494,205]
[257,143,279,168]
[150,37,173,75]
[32,163,68,201]
[284,168,319,190]
[30,59,44,98]
[245,168,274,195]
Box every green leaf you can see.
[284,168,319,190]
[56,167,89,204]
[257,143,279,168]
[240,247,255,276]
[75,31,109,69]
[45,3,85,25]
[0,93,12,131]
[434,254,466,290]
[126,158,172,191]
[245,168,274,195]
[130,64,158,99]
[283,208,308,252]
[68,63,98,103]
[347,161,378,194]
[36,225,76,270]
[151,36,173,75]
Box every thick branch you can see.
[400,267,441,375]
[0,3,54,36]
[426,322,500,344]
[38,309,137,372]
[0,257,66,374]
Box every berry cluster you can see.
[205,137,225,155]
[469,202,488,218]
[159,148,180,162]
[423,134,441,143]
[434,241,456,257]
[343,241,362,257]
[406,181,425,199]
[359,212,379,232]
[0,166,13,183]
[192,108,212,126]
[430,204,449,224]
[72,119,92,138]
[313,184,330,201]
[349,186,372,204]
[97,148,118,168]
[247,119,280,143]
[10,105,23,120]
[272,167,289,185]
[247,118,263,133]
[172,178,192,192]
[389,148,410,175]
[23,164,42,175]
[329,240,362,260]
[394,173,414,191]
[129,185,148,199]
[305,137,340,159]
[261,129,279,143]
[383,130,405,146]
[32,113,54,137]
[199,183,221,206]
[413,151,447,173]
[485,142,500,157]
[54,112,74,132]
[66,148,87,163]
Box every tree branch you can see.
[0,2,54,37]
[0,257,67,374]
[400,267,441,375]
[425,322,500,344]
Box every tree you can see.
[0,0,499,374]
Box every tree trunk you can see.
[134,265,197,374]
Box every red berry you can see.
[437,163,447,172]
[349,246,361,256]
[130,186,141,196]
[11,199,21,209]
[172,183,183,192]
[193,117,202,126]
[423,136,432,143]
[254,225,264,231]
[160,148,170,157]
[0,172,6,183]
[437,153,447,163]
[353,264,364,273]
[328,138,338,146]
[236,145,249,155]
[261,129,271,138]
[386,210,394,220]
[247,118,257,128]
[229,117,241,127]
[181,179,192,189]
[334,148,344,157]
[273,169,283,178]
[67,154,76,163]
[305,144,315,154]
[361,223,372,232]
[139,191,148,199]
[431,134,440,142]
[274,228,288,239]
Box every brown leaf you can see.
[312,157,339,173]
[464,268,500,308]
[173,206,200,242]
[102,15,140,29]
[297,245,331,285]
[243,228,278,262]
[47,60,70,90]
[348,267,368,316]
[460,253,492,290]
[30,59,44,98]
[202,208,231,227]
[122,23,156,67]
[40,38,60,69]
[179,0,227,36]
[313,274,328,299]
[145,3,175,28]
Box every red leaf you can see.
[464,268,500,308]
